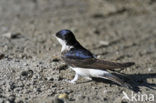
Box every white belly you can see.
[71,67,109,77]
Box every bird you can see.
[55,29,135,88]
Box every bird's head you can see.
[55,29,77,46]
[55,29,79,51]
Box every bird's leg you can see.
[69,73,79,84]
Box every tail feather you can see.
[99,73,132,89]
[120,62,135,68]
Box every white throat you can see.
[56,37,73,52]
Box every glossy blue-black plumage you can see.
[57,29,93,59]
[64,48,94,59]
[59,30,70,36]
[56,29,77,45]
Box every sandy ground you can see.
[0,0,156,103]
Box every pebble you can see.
[8,95,16,103]
[2,32,21,39]
[20,70,33,80]
[103,98,107,101]
[23,62,28,66]
[53,98,64,103]
[0,53,5,59]
[58,93,68,99]
[52,57,60,62]
[148,67,152,72]
[46,77,54,81]
[99,41,109,46]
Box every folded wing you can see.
[62,48,134,70]
[62,57,134,70]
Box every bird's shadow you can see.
[89,73,156,93]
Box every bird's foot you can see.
[84,77,92,80]
[64,73,79,84]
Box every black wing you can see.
[62,49,134,70]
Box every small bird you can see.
[55,29,135,88]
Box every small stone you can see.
[2,32,21,39]
[53,98,64,103]
[20,70,33,80]
[94,29,100,35]
[148,67,152,72]
[58,93,68,99]
[103,98,107,101]
[97,55,101,59]
[46,77,54,81]
[8,95,16,103]
[23,63,28,66]
[99,41,109,46]
[121,100,128,103]
[0,53,5,59]
[52,57,60,62]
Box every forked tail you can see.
[99,73,132,89]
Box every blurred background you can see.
[0,0,156,103]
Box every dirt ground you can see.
[0,0,156,103]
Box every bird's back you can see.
[62,47,94,60]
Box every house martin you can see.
[55,29,135,88]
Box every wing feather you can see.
[61,49,134,70]
[62,57,134,70]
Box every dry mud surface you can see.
[0,0,156,103]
